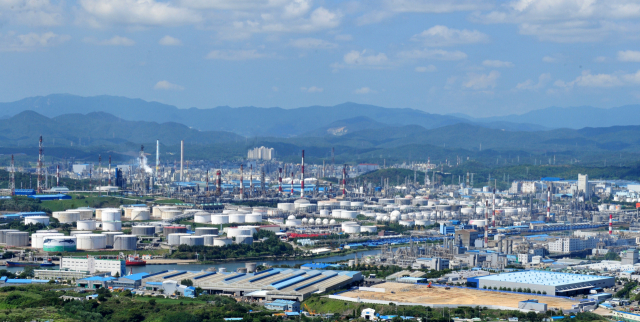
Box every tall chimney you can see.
[290,172,294,195]
[240,164,244,199]
[216,170,222,195]
[609,214,613,235]
[156,140,160,179]
[180,140,184,182]
[250,164,253,197]
[342,165,347,197]
[301,150,305,198]
[492,188,496,227]
[278,168,283,193]
[484,200,488,246]
[547,186,551,219]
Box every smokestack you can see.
[216,170,221,195]
[492,188,496,227]
[37,136,43,193]
[9,155,15,196]
[56,164,59,187]
[156,140,160,179]
[206,169,209,195]
[484,200,488,247]
[342,165,347,197]
[278,168,283,193]
[240,164,244,199]
[609,214,613,235]
[250,164,253,197]
[301,150,305,198]
[108,156,111,186]
[291,172,294,195]
[547,186,551,219]
[180,140,184,182]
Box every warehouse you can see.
[141,267,362,301]
[470,271,614,296]
[60,256,126,277]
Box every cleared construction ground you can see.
[340,282,578,310]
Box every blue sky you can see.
[1,0,640,117]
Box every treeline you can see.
[171,231,297,260]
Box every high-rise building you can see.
[247,146,274,160]
[578,174,590,196]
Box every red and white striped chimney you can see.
[278,168,283,193]
[301,150,305,198]
[240,164,244,199]
[547,186,551,219]
[609,214,613,235]
[484,200,489,246]
[492,188,496,227]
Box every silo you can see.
[195,227,218,236]
[113,235,138,250]
[168,233,190,246]
[194,212,211,223]
[57,211,80,224]
[102,210,121,222]
[213,237,232,247]
[132,226,156,236]
[31,232,64,249]
[96,208,119,221]
[95,209,103,221]
[124,207,134,219]
[180,235,204,246]
[319,209,329,217]
[43,236,77,252]
[70,230,94,236]
[101,221,122,231]
[246,262,257,273]
[131,208,150,221]
[331,210,342,218]
[75,209,94,220]
[211,215,229,224]
[229,213,245,224]
[77,220,97,231]
[76,234,107,250]
[0,229,19,243]
[163,226,187,236]
[203,235,217,246]
[6,231,29,247]
[102,232,124,246]
[235,235,253,245]
[245,213,262,223]
[25,216,50,226]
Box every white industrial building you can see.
[247,146,274,160]
[60,256,126,277]
[548,237,598,253]
[473,271,614,296]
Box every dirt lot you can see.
[340,282,577,309]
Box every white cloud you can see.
[411,25,489,46]
[623,70,640,83]
[618,50,640,62]
[179,0,290,10]
[335,34,352,41]
[356,10,394,26]
[289,38,337,49]
[154,80,184,90]
[301,86,323,93]
[206,49,265,60]
[343,50,389,65]
[415,65,437,72]
[354,87,375,94]
[0,0,64,27]
[542,55,559,63]
[594,56,607,62]
[463,71,500,89]
[0,31,70,52]
[397,49,467,61]
[85,36,135,46]
[159,35,183,46]
[78,0,202,27]
[555,70,624,88]
[516,73,551,90]
[483,60,514,68]
[387,0,493,13]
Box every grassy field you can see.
[40,194,138,212]
[58,249,169,256]
[154,199,183,204]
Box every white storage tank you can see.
[77,220,97,231]
[25,216,50,226]
[351,202,364,208]
[343,225,361,234]
[102,210,121,222]
[339,201,351,208]
[70,230,94,236]
[331,210,342,218]
[461,208,474,216]
[301,218,309,225]
[322,219,329,225]
[194,213,211,223]
[226,228,252,238]
[43,236,77,252]
[213,237,233,247]
[101,221,122,231]
[235,235,253,245]
[277,203,295,211]
[315,218,322,225]
[6,231,29,247]
[75,208,94,220]
[195,227,218,236]
[361,226,377,233]
[211,215,229,224]
[286,219,302,227]
[245,213,262,223]
[415,219,433,226]
[168,233,190,246]
[76,234,107,250]
[203,235,217,246]
[31,232,63,249]
[399,220,415,227]
[102,232,124,246]
[113,235,137,250]
[319,209,330,217]
[329,219,336,225]
[469,219,487,227]
[341,211,357,219]
[131,208,150,221]
[180,235,204,246]
[162,210,182,220]
[132,226,156,236]
[229,213,246,224]
[57,211,80,224]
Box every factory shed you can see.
[28,194,72,201]
[475,271,614,296]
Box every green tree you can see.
[180,279,193,287]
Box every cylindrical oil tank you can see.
[331,210,342,218]
[203,235,217,246]
[131,208,150,221]
[211,215,229,224]
[319,209,329,217]
[101,221,122,231]
[277,203,295,211]
[213,237,233,246]
[351,202,364,208]
[155,226,163,234]
[75,209,94,220]
[315,218,322,225]
[76,234,107,250]
[163,226,187,236]
[245,213,262,223]
[341,221,358,229]
[226,228,251,238]
[77,220,97,231]
[162,210,182,220]
[341,211,357,219]
[57,211,80,224]
[195,227,218,236]
[246,262,257,273]
[180,235,204,246]
[102,232,124,246]
[70,230,93,236]
[101,210,121,222]
[31,232,64,249]
[343,225,361,234]
[229,213,245,224]
[168,233,190,245]
[339,201,351,208]
[43,236,77,252]
[132,226,156,236]
[194,213,211,223]
[469,219,487,227]
[415,219,432,226]
[286,219,302,227]
[361,226,377,233]
[25,216,50,226]
[124,207,134,219]
[235,235,253,245]
[0,229,19,243]
[6,231,29,247]
[113,235,137,250]
[399,220,414,227]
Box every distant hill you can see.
[0,94,545,137]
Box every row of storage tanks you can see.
[598,204,624,212]
[339,221,378,234]
[165,226,255,246]
[0,229,138,250]
[193,210,264,225]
